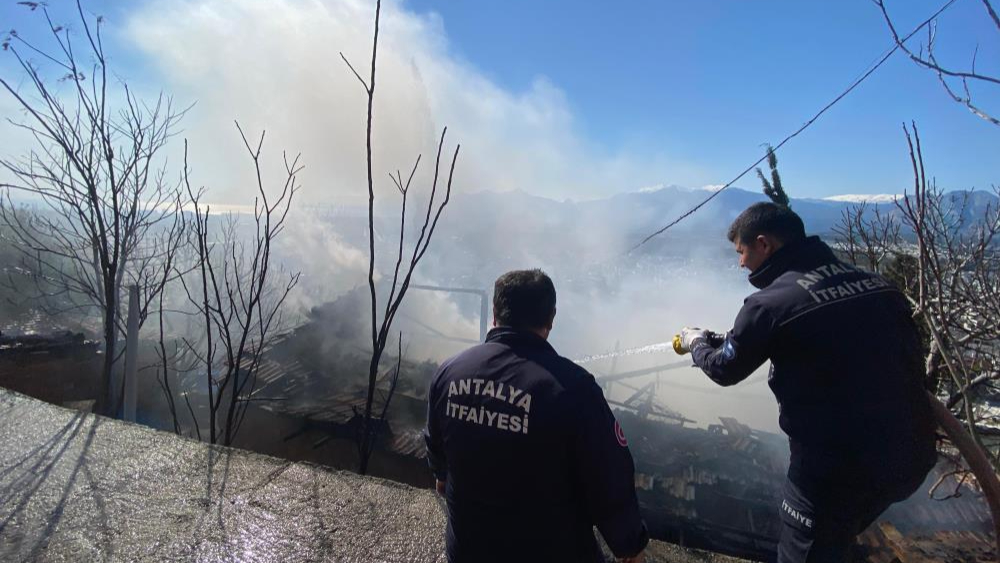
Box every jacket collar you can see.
[747,236,837,289]
[486,326,556,354]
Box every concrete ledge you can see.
[0,388,746,562]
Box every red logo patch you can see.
[614,420,628,447]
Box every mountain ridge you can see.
[451,186,998,246]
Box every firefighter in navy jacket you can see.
[677,203,935,563]
[424,269,648,563]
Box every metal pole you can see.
[123,284,140,422]
[479,292,488,342]
[409,284,489,342]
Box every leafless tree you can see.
[176,127,301,446]
[831,202,903,273]
[874,0,1000,126]
[153,285,182,435]
[835,123,1000,557]
[897,125,1000,456]
[341,0,461,474]
[352,334,405,464]
[0,1,188,416]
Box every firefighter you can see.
[424,269,648,563]
[676,202,936,563]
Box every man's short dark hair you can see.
[727,202,806,245]
[493,269,556,330]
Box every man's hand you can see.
[435,479,446,496]
[679,326,710,353]
[618,551,645,563]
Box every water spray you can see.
[573,341,675,365]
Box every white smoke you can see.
[547,254,780,433]
[1,0,783,433]
[276,207,370,311]
[122,0,691,203]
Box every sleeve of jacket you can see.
[572,377,649,558]
[423,370,448,481]
[691,297,775,386]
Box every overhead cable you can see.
[630,0,958,252]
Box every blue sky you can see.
[1,0,998,202]
[403,0,999,196]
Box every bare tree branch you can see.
[835,124,1000,557]
[178,127,300,446]
[0,1,189,416]
[349,0,460,474]
[874,0,1000,126]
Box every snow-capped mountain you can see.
[442,186,998,257]
[822,194,901,204]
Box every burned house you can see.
[0,330,102,408]
[614,408,787,559]
[199,297,441,487]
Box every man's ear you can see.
[756,234,779,255]
[492,307,498,328]
[547,307,556,330]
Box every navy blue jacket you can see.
[424,327,649,563]
[691,237,936,485]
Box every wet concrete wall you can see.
[0,388,746,563]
